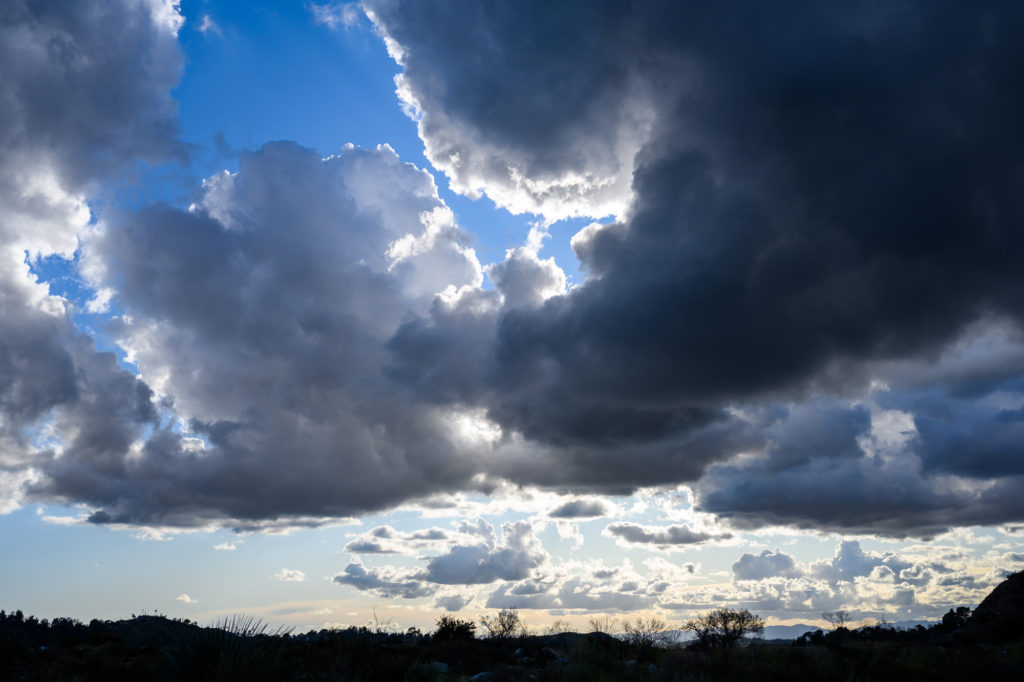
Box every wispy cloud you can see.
[307,2,361,30]
[197,14,221,36]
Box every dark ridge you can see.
[965,570,1024,643]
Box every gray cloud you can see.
[423,521,546,584]
[486,235,566,309]
[485,577,656,613]
[29,141,487,526]
[732,550,804,581]
[548,499,608,519]
[333,562,436,600]
[335,520,548,599]
[345,525,451,554]
[695,390,1024,536]
[604,522,729,547]
[433,594,472,612]
[344,540,393,554]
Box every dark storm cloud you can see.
[698,451,1024,538]
[0,0,184,190]
[0,1,181,508]
[8,0,1024,537]
[1,319,159,496]
[0,0,184,271]
[364,0,661,218]
[916,407,1024,479]
[374,0,1024,533]
[0,306,77,436]
[694,382,1024,536]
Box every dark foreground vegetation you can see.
[3,572,1023,681]
[1,610,1022,681]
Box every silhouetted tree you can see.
[941,606,971,631]
[432,615,476,641]
[588,615,616,634]
[623,617,672,649]
[684,608,765,648]
[797,629,826,646]
[545,619,572,635]
[822,609,850,630]
[480,608,525,639]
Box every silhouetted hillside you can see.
[3,583,1024,682]
[966,570,1024,642]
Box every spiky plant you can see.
[168,615,292,681]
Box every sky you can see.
[2,0,1024,634]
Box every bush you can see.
[432,615,476,641]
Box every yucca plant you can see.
[168,615,291,681]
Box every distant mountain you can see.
[661,623,824,643]
[661,620,942,644]
[759,620,940,641]
[761,624,821,640]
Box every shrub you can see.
[432,615,476,641]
